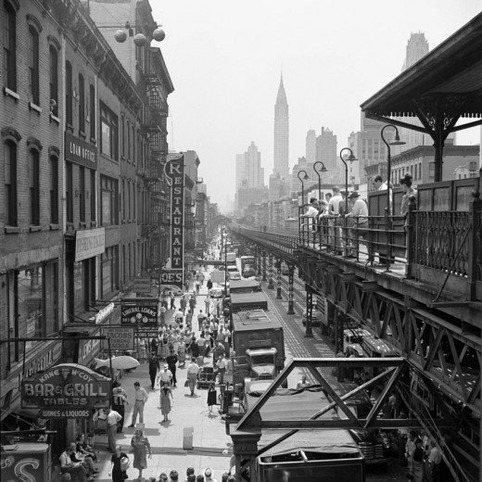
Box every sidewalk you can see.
[92,270,233,481]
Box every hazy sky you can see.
[149,1,481,212]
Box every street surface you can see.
[86,262,406,481]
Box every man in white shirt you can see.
[105,408,122,452]
[60,446,92,481]
[157,364,173,387]
[345,192,369,257]
[186,358,200,396]
[300,197,319,246]
[328,187,344,253]
[128,381,149,427]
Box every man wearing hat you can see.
[157,363,173,387]
[345,192,368,257]
[299,197,320,247]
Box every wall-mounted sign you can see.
[78,335,101,366]
[164,155,184,288]
[65,131,98,169]
[160,270,183,285]
[21,363,111,418]
[121,301,158,327]
[89,302,115,324]
[134,277,152,295]
[101,325,135,351]
[75,227,106,262]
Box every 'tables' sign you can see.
[164,154,184,288]
[21,363,111,418]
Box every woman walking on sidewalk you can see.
[109,445,129,482]
[207,382,217,414]
[130,429,151,481]
[160,384,174,422]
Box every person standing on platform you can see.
[106,408,122,453]
[159,384,174,422]
[112,382,128,433]
[166,349,179,387]
[148,354,160,390]
[128,382,149,427]
[130,428,152,481]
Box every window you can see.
[65,61,73,126]
[127,120,130,161]
[100,102,118,160]
[121,115,125,157]
[429,162,435,179]
[90,170,96,222]
[4,139,17,226]
[100,175,118,226]
[49,155,59,224]
[89,84,96,140]
[66,162,73,223]
[128,180,131,220]
[79,166,85,222]
[49,45,58,116]
[29,149,40,225]
[79,74,85,134]
[469,161,477,172]
[121,178,125,219]
[28,25,40,105]
[101,246,118,298]
[132,125,135,164]
[3,0,17,91]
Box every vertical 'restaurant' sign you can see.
[164,154,184,288]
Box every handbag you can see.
[120,456,130,471]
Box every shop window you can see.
[66,162,73,223]
[79,73,85,134]
[89,83,96,140]
[3,0,18,92]
[101,246,118,298]
[4,139,18,226]
[50,155,59,224]
[100,102,118,160]
[29,148,40,225]
[28,25,40,105]
[79,165,86,222]
[65,61,73,127]
[49,45,59,117]
[101,175,118,226]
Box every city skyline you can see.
[152,1,482,212]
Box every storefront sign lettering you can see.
[75,227,106,262]
[101,326,135,351]
[78,337,101,365]
[21,364,111,416]
[65,131,98,169]
[164,155,184,288]
[121,302,158,326]
[160,270,183,284]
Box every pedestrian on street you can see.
[130,428,152,481]
[109,445,129,482]
[106,408,122,453]
[187,357,200,396]
[207,279,213,290]
[169,469,180,481]
[148,354,160,390]
[166,349,179,386]
[180,296,187,314]
[111,382,128,433]
[160,384,174,422]
[204,467,218,482]
[185,309,193,329]
[197,310,206,331]
[215,355,226,385]
[207,382,217,414]
[195,280,201,294]
[128,382,149,427]
[189,294,197,311]
[157,363,173,387]
[204,296,211,316]
[170,291,176,309]
[160,304,167,325]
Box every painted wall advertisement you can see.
[164,155,184,288]
[0,443,51,482]
[21,363,111,419]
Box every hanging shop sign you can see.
[75,227,106,262]
[134,277,152,295]
[164,154,184,288]
[121,301,158,327]
[21,363,111,419]
[160,269,183,285]
[78,333,102,366]
[101,325,135,351]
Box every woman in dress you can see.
[110,445,128,482]
[178,337,186,368]
[207,382,217,414]
[160,332,169,360]
[160,384,174,422]
[130,429,152,481]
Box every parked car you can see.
[301,308,322,326]
[242,267,256,278]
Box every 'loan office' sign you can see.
[164,154,184,288]
[121,301,158,327]
[21,363,111,419]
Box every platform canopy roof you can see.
[361,11,482,129]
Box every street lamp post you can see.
[313,161,327,202]
[380,125,405,271]
[339,148,357,256]
[297,169,309,207]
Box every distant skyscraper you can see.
[274,75,289,179]
[306,129,316,163]
[402,32,429,71]
[235,154,245,190]
[316,127,340,184]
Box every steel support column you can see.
[262,250,267,282]
[267,253,274,289]
[287,264,295,315]
[275,260,282,299]
[305,285,313,338]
